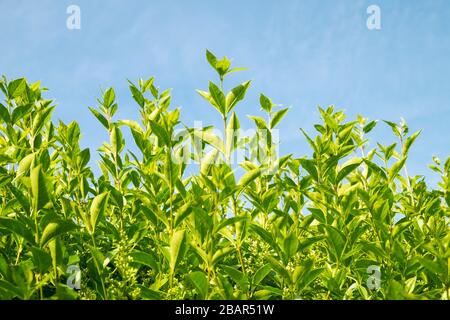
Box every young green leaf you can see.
[0,103,10,123]
[388,157,407,182]
[402,131,421,157]
[260,94,273,113]
[270,108,289,129]
[209,81,226,116]
[299,159,319,182]
[226,81,251,113]
[89,107,109,129]
[103,87,115,108]
[336,158,362,183]
[7,78,26,98]
[226,111,240,159]
[238,168,261,187]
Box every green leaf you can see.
[363,120,377,133]
[325,225,346,262]
[0,218,35,244]
[299,159,318,181]
[11,104,32,124]
[0,280,24,299]
[384,120,401,137]
[260,94,272,113]
[211,247,235,266]
[174,203,192,227]
[226,67,247,76]
[392,220,412,238]
[206,50,218,71]
[402,131,421,157]
[32,106,54,136]
[336,158,362,183]
[209,81,226,116]
[8,78,27,98]
[253,264,272,286]
[89,246,108,272]
[215,57,231,77]
[138,286,164,300]
[238,168,261,187]
[129,83,145,107]
[110,124,124,155]
[418,257,445,276]
[89,192,109,234]
[270,108,289,129]
[283,233,299,257]
[103,87,115,108]
[214,216,246,234]
[53,283,79,300]
[16,153,35,178]
[265,256,291,283]
[149,120,170,147]
[48,238,63,273]
[0,255,7,279]
[248,115,268,131]
[31,165,50,212]
[129,250,159,272]
[298,236,325,252]
[188,271,209,299]
[40,221,76,247]
[0,103,10,123]
[169,230,186,275]
[300,129,318,154]
[200,149,220,175]
[30,246,52,274]
[226,111,240,159]
[364,159,387,179]
[249,224,281,255]
[194,128,224,154]
[197,89,223,115]
[118,119,143,134]
[388,157,407,182]
[89,107,109,129]
[226,81,251,113]
[299,268,324,288]
[79,148,90,168]
[222,265,246,285]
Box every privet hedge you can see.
[0,51,448,300]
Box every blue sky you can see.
[1,0,449,184]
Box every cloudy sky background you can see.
[1,0,449,184]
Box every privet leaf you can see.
[31,165,51,212]
[89,192,109,234]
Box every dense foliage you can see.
[0,51,448,300]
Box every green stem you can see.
[90,234,107,299]
[15,241,22,265]
[167,149,174,237]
